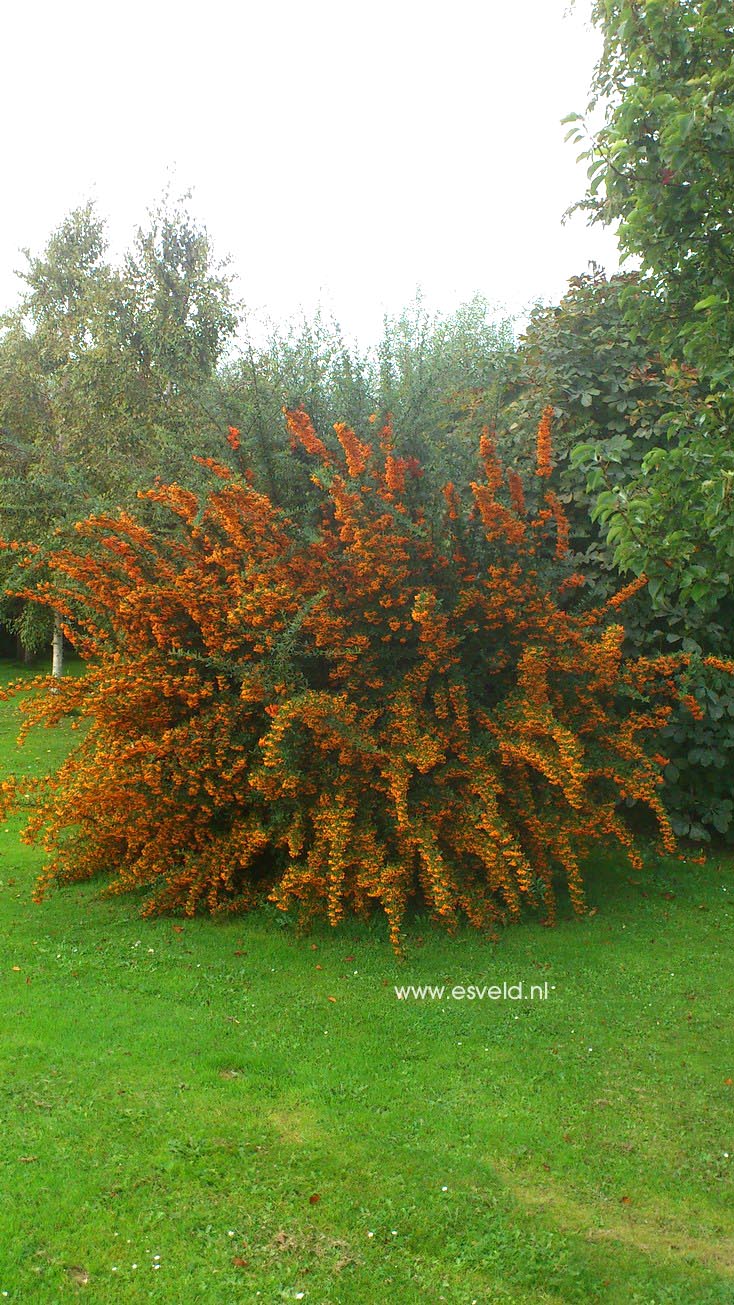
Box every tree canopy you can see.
[0,200,238,658]
[563,0,734,615]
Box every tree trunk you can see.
[52,612,64,679]
[15,633,33,667]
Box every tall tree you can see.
[570,0,734,386]
[563,0,734,614]
[118,196,239,482]
[0,205,113,670]
[0,199,239,670]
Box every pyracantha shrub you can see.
[2,409,730,948]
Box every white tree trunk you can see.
[51,612,64,679]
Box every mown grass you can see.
[0,658,732,1303]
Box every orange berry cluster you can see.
[3,407,728,950]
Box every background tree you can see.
[504,269,734,843]
[0,205,113,670]
[504,269,703,607]
[0,200,238,670]
[220,293,515,520]
[118,196,239,485]
[564,0,734,612]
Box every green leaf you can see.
[693,295,723,312]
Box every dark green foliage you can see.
[563,0,734,612]
[503,270,702,603]
[560,1,734,841]
[570,1,734,389]
[504,270,734,844]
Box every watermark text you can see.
[394,981,555,1001]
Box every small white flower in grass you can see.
[153,1255,160,1261]
[391,1230,397,1236]
[153,1264,160,1270]
[148,948,154,954]
[111,1267,118,1272]
[227,1231,235,1237]
[367,1231,374,1238]
[441,1186,448,1191]
[295,1295,305,1301]
[132,1264,137,1270]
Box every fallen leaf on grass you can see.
[66,1266,90,1285]
[619,1195,631,1205]
[309,1193,321,1205]
[327,996,337,1003]
[232,1257,249,1268]
[725,1078,733,1087]
[19,1156,38,1163]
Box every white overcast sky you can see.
[2,0,620,345]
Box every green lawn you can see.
[0,660,732,1304]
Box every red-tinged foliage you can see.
[2,408,731,949]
